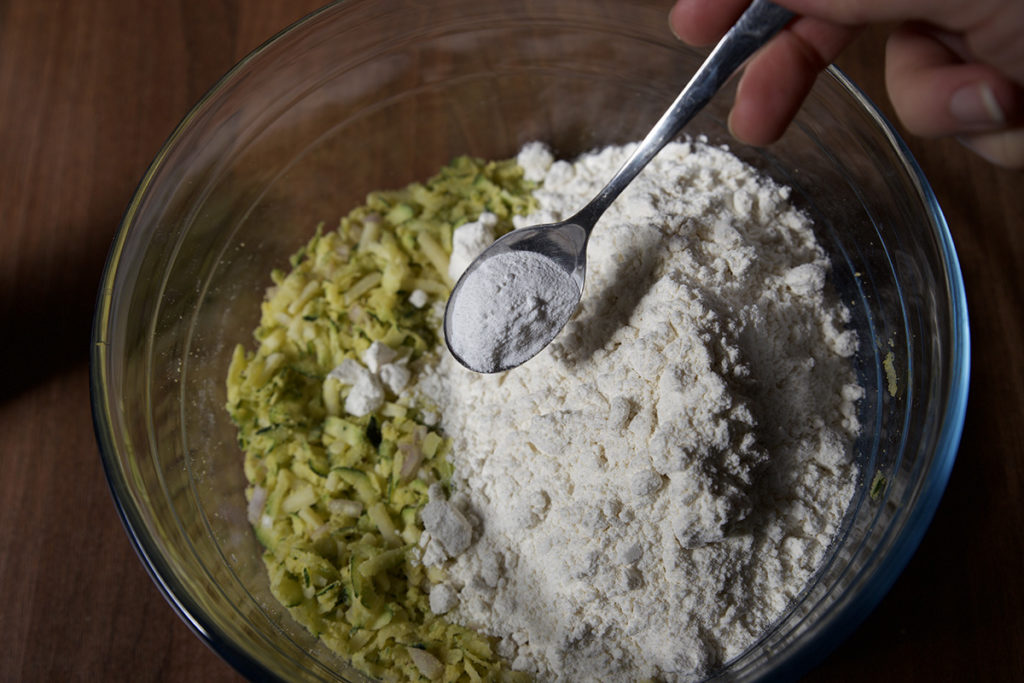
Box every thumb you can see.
[958,129,1024,169]
[884,23,1024,138]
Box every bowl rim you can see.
[89,4,339,681]
[89,2,971,680]
[748,67,971,679]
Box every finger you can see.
[959,128,1024,169]
[779,0,1024,85]
[728,17,859,145]
[669,0,752,46]
[775,0,992,30]
[885,24,1024,138]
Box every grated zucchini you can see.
[226,154,537,682]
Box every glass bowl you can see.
[90,0,969,680]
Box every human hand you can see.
[668,0,1024,168]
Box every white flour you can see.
[414,140,863,681]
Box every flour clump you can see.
[414,139,863,681]
[448,212,499,282]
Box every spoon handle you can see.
[576,0,794,227]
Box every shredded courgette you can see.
[227,154,536,682]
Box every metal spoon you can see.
[444,0,794,373]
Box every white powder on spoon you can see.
[446,250,579,372]
[415,140,863,681]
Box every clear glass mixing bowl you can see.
[91,0,969,680]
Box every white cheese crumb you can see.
[327,358,384,417]
[419,484,474,559]
[429,582,459,615]
[408,289,429,308]
[379,362,410,395]
[362,340,398,374]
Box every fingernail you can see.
[957,130,1024,170]
[667,1,684,40]
[950,82,1005,126]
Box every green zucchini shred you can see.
[226,154,537,682]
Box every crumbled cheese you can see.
[429,582,459,615]
[379,362,410,395]
[327,359,384,417]
[408,289,429,308]
[419,484,474,561]
[362,340,399,374]
[328,342,410,416]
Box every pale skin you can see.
[668,0,1024,168]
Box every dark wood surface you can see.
[1,1,1020,681]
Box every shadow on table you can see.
[0,222,112,405]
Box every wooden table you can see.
[2,1,1020,681]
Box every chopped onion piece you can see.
[406,647,443,680]
[398,442,424,483]
[327,498,363,517]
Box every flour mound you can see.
[415,140,863,681]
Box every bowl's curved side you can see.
[90,1,970,681]
[725,65,969,681]
[89,3,358,681]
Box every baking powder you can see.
[446,250,579,372]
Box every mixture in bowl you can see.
[226,139,863,682]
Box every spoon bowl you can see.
[483,219,591,290]
[444,219,589,373]
[444,218,590,372]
